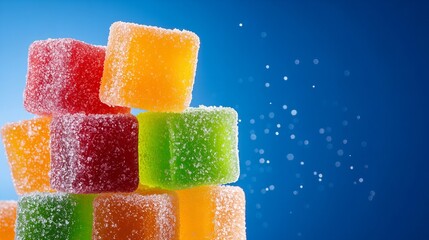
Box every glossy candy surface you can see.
[16,193,94,240]
[1,117,54,195]
[24,38,129,115]
[93,191,178,240]
[177,186,246,240]
[50,114,139,193]
[137,106,239,190]
[100,21,200,112]
[0,201,17,240]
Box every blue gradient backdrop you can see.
[1,1,428,239]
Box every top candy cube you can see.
[24,38,130,116]
[100,21,200,112]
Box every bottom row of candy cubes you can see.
[0,185,245,240]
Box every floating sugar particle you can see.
[342,120,349,126]
[319,128,325,134]
[335,161,341,167]
[286,153,294,161]
[326,136,332,142]
[245,160,251,166]
[250,134,257,140]
[265,82,270,87]
[249,119,255,124]
[265,65,270,69]
[299,185,303,189]
[282,104,288,109]
[350,166,354,170]
[291,109,297,116]
[337,149,344,156]
[259,149,265,154]
[318,178,322,182]
[368,190,376,201]
[358,178,364,183]
[259,158,265,164]
[318,173,323,178]
[269,185,275,191]
[275,131,279,136]
[268,112,275,118]
[283,76,288,81]
[260,32,267,38]
[313,171,318,175]
[303,140,309,145]
[344,70,350,76]
[300,161,304,165]
[269,102,272,105]
[290,134,296,140]
[288,124,295,130]
[259,114,265,120]
[264,128,270,134]
[293,190,298,195]
[313,58,319,65]
[266,160,270,164]
[343,139,348,144]
[312,85,316,88]
[294,59,300,65]
[357,115,361,120]
[276,124,281,128]
[239,23,243,27]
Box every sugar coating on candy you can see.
[50,114,139,193]
[24,38,130,115]
[138,106,239,190]
[100,21,200,112]
[93,192,178,240]
[212,186,246,239]
[0,201,17,240]
[1,117,55,194]
[177,186,246,240]
[15,193,94,240]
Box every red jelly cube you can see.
[50,114,139,193]
[24,38,129,116]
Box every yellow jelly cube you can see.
[1,117,54,195]
[177,186,246,240]
[100,21,200,112]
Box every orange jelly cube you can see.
[177,186,246,240]
[93,192,179,240]
[0,201,17,240]
[1,117,54,195]
[100,21,200,112]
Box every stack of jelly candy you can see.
[0,21,246,240]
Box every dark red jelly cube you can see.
[50,114,139,193]
[24,38,129,115]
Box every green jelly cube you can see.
[137,106,239,190]
[16,193,94,240]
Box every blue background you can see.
[1,1,428,239]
